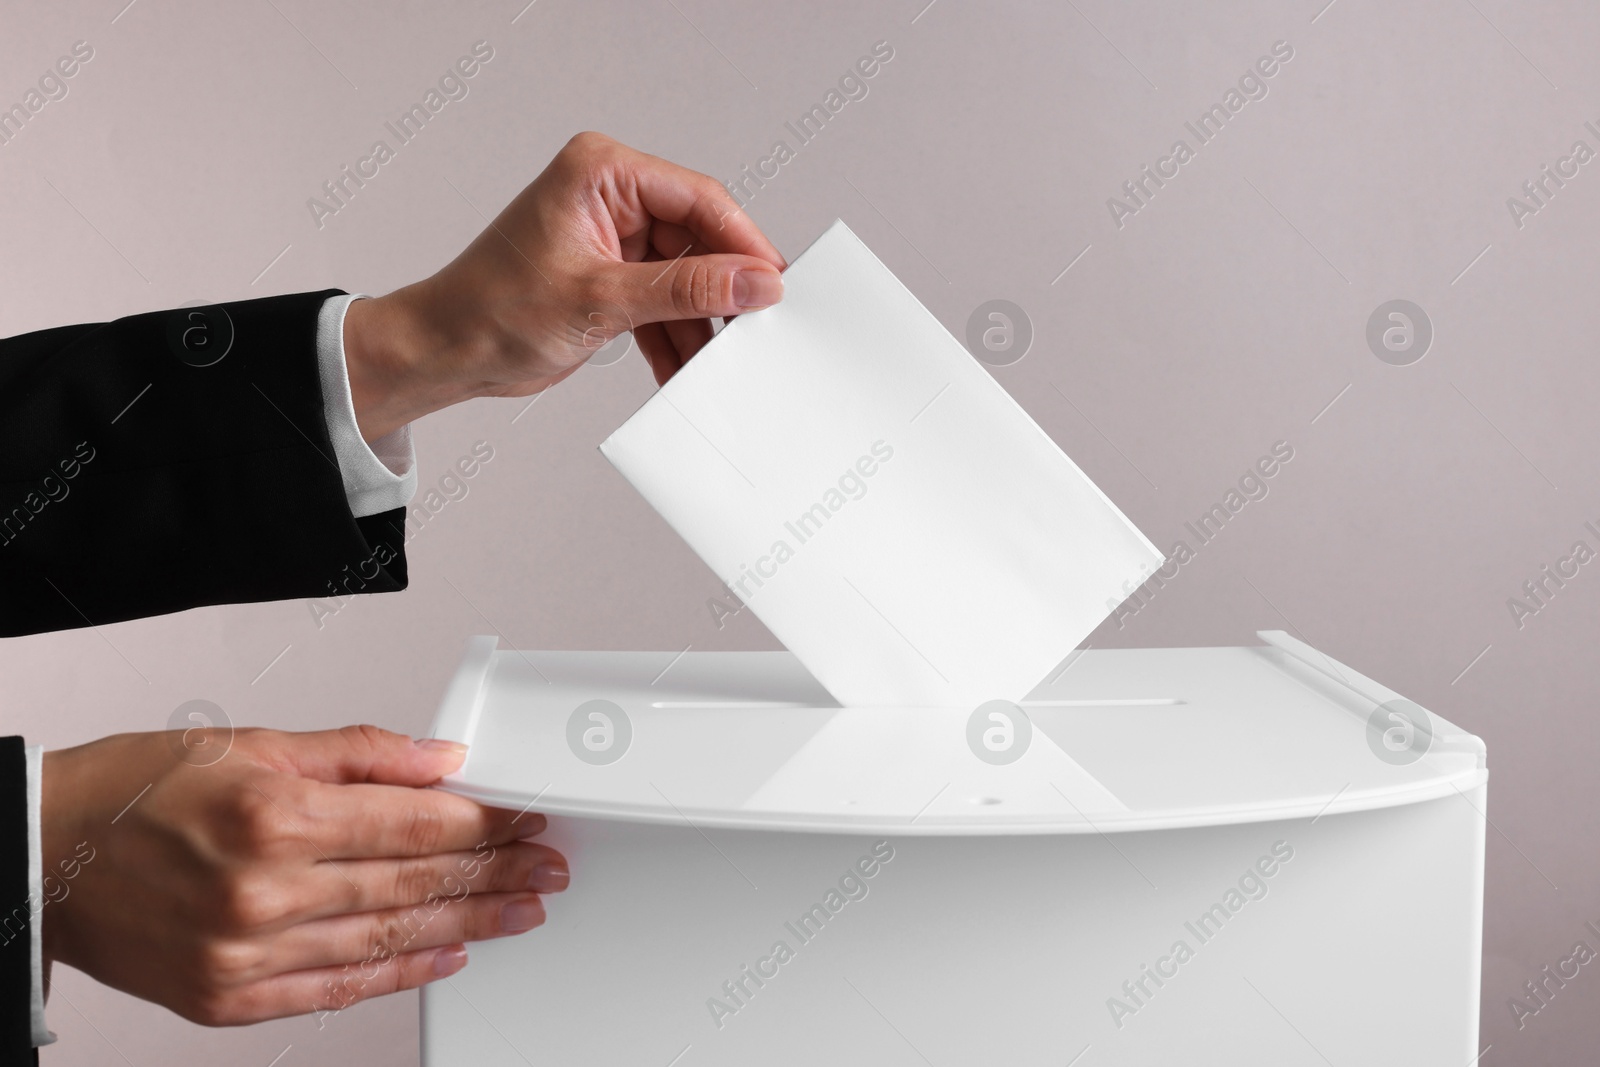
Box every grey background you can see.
[1,0,1593,1062]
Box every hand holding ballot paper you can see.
[339,132,789,442]
[351,134,1165,708]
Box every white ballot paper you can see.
[600,219,1163,707]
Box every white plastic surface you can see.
[430,632,1486,835]
[423,796,1487,1067]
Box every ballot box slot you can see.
[1021,698,1184,707]
[649,700,815,709]
[645,698,1185,709]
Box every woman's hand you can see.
[41,724,565,1026]
[343,131,787,441]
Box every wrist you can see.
[343,287,484,442]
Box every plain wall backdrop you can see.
[2,0,1595,1062]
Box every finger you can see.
[648,219,701,261]
[633,321,683,386]
[223,942,469,1025]
[625,243,682,383]
[290,780,546,859]
[291,840,568,924]
[646,223,718,362]
[259,724,470,787]
[255,891,544,977]
[592,136,785,269]
[662,317,714,363]
[593,254,782,327]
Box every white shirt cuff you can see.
[26,744,54,1047]
[315,294,418,519]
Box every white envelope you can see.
[600,219,1163,708]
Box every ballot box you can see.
[419,630,1485,1066]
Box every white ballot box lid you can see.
[428,631,1485,836]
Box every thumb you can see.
[267,724,468,786]
[596,253,783,325]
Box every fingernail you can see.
[733,270,782,309]
[415,738,468,754]
[529,862,569,894]
[433,945,467,977]
[501,896,546,934]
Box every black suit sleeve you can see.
[0,737,34,1064]
[0,290,408,637]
